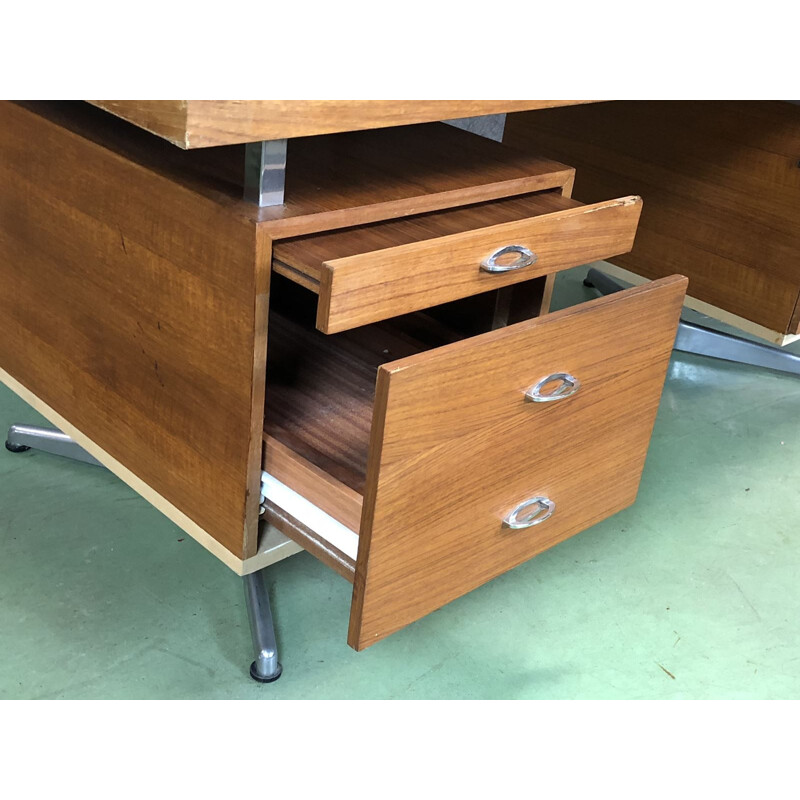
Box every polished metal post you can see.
[243,569,282,683]
[243,140,287,207]
[5,424,102,465]
[584,267,800,377]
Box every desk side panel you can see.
[504,101,800,335]
[0,101,266,560]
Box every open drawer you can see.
[272,191,643,334]
[262,275,687,650]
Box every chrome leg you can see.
[243,140,287,207]
[243,569,282,683]
[674,321,800,375]
[584,267,800,377]
[5,424,103,465]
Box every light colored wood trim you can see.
[597,262,800,346]
[241,522,305,576]
[89,101,599,149]
[0,364,301,575]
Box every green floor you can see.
[2,264,799,700]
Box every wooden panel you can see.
[275,194,642,333]
[87,100,188,145]
[259,124,575,238]
[262,303,453,493]
[264,503,356,582]
[596,262,800,347]
[26,105,574,239]
[90,100,597,148]
[0,101,267,560]
[264,436,363,532]
[503,100,800,335]
[273,193,581,286]
[348,276,687,650]
[790,292,800,336]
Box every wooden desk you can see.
[0,100,685,653]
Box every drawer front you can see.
[348,275,687,650]
[274,194,643,334]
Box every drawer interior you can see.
[263,276,473,496]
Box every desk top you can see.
[88,100,594,149]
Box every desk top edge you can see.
[88,100,602,149]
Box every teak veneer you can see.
[90,100,597,148]
[259,277,687,648]
[0,99,688,655]
[274,192,642,333]
[0,101,577,568]
[504,100,800,341]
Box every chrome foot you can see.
[5,440,30,453]
[4,424,103,465]
[584,268,800,377]
[243,570,282,683]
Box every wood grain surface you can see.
[0,101,268,559]
[503,101,800,335]
[90,100,596,148]
[275,194,642,333]
[22,105,575,240]
[262,302,448,493]
[263,503,356,582]
[348,276,687,650]
[263,436,363,532]
[258,124,575,238]
[273,192,581,286]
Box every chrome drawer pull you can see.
[525,373,581,403]
[503,496,555,529]
[480,244,537,273]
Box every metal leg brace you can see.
[5,424,103,465]
[243,569,282,683]
[5,423,283,683]
[584,267,800,377]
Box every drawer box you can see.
[262,275,687,649]
[273,192,643,333]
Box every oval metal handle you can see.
[503,496,555,529]
[525,373,581,403]
[480,244,537,273]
